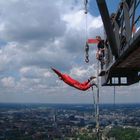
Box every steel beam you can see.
[96,0,118,58]
[123,1,131,42]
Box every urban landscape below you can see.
[0,103,140,140]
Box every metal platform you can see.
[96,0,140,86]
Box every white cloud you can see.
[20,67,30,74]
[63,9,103,32]
[44,71,52,78]
[63,10,85,30]
[70,67,88,77]
[89,16,103,29]
[1,77,16,88]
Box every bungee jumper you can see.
[51,67,97,91]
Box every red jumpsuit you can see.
[52,68,93,91]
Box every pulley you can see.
[84,0,88,14]
[85,42,89,63]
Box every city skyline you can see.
[0,103,140,139]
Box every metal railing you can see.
[103,0,140,71]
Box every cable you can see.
[96,60,100,140]
[112,78,116,127]
[84,0,89,63]
[92,87,96,118]
[84,0,88,40]
[84,0,88,14]
[114,84,116,107]
[113,77,116,107]
[84,1,100,139]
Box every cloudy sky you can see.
[0,0,139,104]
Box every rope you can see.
[113,84,116,107]
[84,0,89,63]
[85,11,88,40]
[91,87,96,118]
[84,0,88,14]
[84,1,100,139]
[113,78,116,127]
[113,78,116,107]
[96,60,100,140]
[84,0,88,40]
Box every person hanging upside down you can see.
[51,67,97,91]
